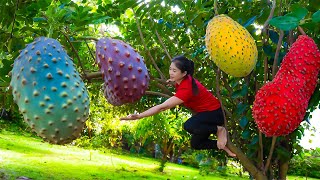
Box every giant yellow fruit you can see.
[205,14,258,77]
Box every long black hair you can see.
[172,55,199,95]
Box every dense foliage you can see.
[0,0,319,179]
[288,148,320,178]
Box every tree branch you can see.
[215,70,257,177]
[155,29,172,60]
[214,69,236,125]
[263,56,269,83]
[76,36,99,41]
[227,141,267,180]
[298,26,306,35]
[155,83,173,96]
[85,40,96,62]
[222,104,232,117]
[150,76,169,85]
[261,0,275,84]
[262,0,276,36]
[10,0,19,39]
[279,160,289,180]
[145,91,171,98]
[279,0,283,16]
[215,68,228,128]
[219,71,239,105]
[288,30,294,48]
[259,131,264,170]
[61,31,87,79]
[221,75,233,95]
[272,30,284,79]
[133,9,166,80]
[85,71,103,80]
[244,73,251,104]
[264,136,277,173]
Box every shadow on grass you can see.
[0,133,54,155]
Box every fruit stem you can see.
[298,26,306,36]
[214,0,219,16]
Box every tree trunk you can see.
[227,141,268,180]
[279,160,289,180]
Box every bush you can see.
[288,148,320,178]
[180,149,229,176]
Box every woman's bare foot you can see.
[223,146,236,157]
[217,126,227,149]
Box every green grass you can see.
[0,128,318,180]
[0,130,247,180]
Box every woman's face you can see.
[169,62,187,84]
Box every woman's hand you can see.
[166,79,175,87]
[120,114,141,121]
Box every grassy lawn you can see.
[0,128,318,180]
[0,129,248,180]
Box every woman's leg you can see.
[183,108,224,135]
[190,133,236,157]
[190,134,217,150]
[217,126,227,149]
[184,108,236,157]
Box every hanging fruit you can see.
[252,35,320,136]
[205,14,258,77]
[10,37,90,144]
[95,38,150,106]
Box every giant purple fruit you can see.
[96,38,150,106]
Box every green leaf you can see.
[232,84,248,99]
[91,15,111,24]
[0,59,12,83]
[269,30,279,44]
[195,153,204,162]
[0,82,9,86]
[165,22,173,29]
[250,135,259,145]
[231,89,243,99]
[135,3,147,15]
[276,146,291,161]
[262,44,274,57]
[295,129,303,139]
[312,10,320,23]
[242,130,250,139]
[241,84,248,95]
[243,15,256,27]
[236,103,248,115]
[286,7,308,20]
[269,16,299,31]
[33,17,47,22]
[240,116,248,128]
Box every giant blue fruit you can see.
[10,37,90,144]
[96,38,150,106]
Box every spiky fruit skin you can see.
[10,37,90,144]
[252,35,320,137]
[205,14,258,77]
[95,38,150,106]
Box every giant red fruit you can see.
[252,35,320,136]
[96,38,150,106]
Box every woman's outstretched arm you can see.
[120,96,183,120]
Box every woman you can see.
[120,55,236,157]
